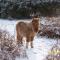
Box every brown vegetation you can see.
[0,29,27,60]
[38,25,60,38]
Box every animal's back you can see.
[16,22,33,37]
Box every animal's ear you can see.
[32,15,39,21]
[32,16,35,20]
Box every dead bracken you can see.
[0,29,27,60]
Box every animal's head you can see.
[32,16,39,32]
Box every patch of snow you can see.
[25,36,57,60]
[0,19,59,60]
[0,19,16,35]
[16,36,58,60]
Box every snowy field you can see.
[0,19,60,60]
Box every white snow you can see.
[0,19,16,35]
[0,19,59,60]
[24,36,57,60]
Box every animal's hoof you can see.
[26,46,28,49]
[31,46,33,48]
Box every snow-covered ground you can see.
[0,19,59,60]
[0,19,16,35]
[25,36,57,60]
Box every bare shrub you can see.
[45,45,60,60]
[0,29,27,60]
[38,25,60,38]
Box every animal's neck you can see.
[32,20,39,32]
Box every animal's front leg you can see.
[26,42,29,48]
[30,41,33,48]
[30,37,34,48]
[17,35,23,47]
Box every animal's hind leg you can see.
[26,37,29,48]
[17,34,23,46]
[19,35,23,44]
[26,41,29,48]
[30,37,34,48]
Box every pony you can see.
[16,16,40,48]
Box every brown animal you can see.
[16,16,39,48]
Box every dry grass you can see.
[39,29,60,38]
[38,24,60,38]
[38,16,60,38]
[0,29,27,60]
[45,45,60,60]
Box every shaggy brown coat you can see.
[16,17,39,48]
